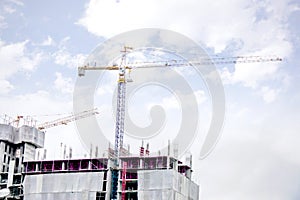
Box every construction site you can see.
[0,46,202,200]
[0,44,282,200]
[0,120,199,200]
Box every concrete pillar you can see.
[7,159,15,187]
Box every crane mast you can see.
[114,79,126,159]
[114,47,131,161]
[111,47,132,200]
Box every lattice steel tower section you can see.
[111,47,131,199]
[114,47,129,160]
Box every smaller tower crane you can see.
[3,109,99,130]
[37,108,99,130]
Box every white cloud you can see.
[226,40,292,88]
[145,89,206,111]
[0,0,24,29]
[0,40,43,91]
[53,49,86,68]
[8,0,24,6]
[0,15,7,29]
[221,62,280,88]
[194,90,207,104]
[51,37,86,68]
[0,90,72,117]
[0,80,14,94]
[78,0,296,98]
[78,0,295,53]
[54,72,74,94]
[58,36,71,47]
[96,84,114,96]
[40,36,55,46]
[3,5,16,14]
[220,53,290,102]
[259,86,280,103]
[0,40,42,78]
[161,95,179,110]
[195,96,300,199]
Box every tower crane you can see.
[5,109,98,130]
[78,47,282,200]
[37,108,99,130]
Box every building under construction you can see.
[0,122,44,199]
[0,122,199,200]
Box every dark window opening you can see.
[69,160,80,171]
[102,180,106,191]
[25,162,36,172]
[1,173,8,183]
[15,158,19,168]
[125,172,137,179]
[80,160,89,170]
[42,162,53,172]
[125,181,138,191]
[13,176,22,184]
[9,186,21,196]
[54,161,63,171]
[96,192,106,200]
[125,192,138,200]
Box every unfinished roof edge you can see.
[0,123,45,148]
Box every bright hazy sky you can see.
[0,0,300,199]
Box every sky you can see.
[0,0,300,199]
